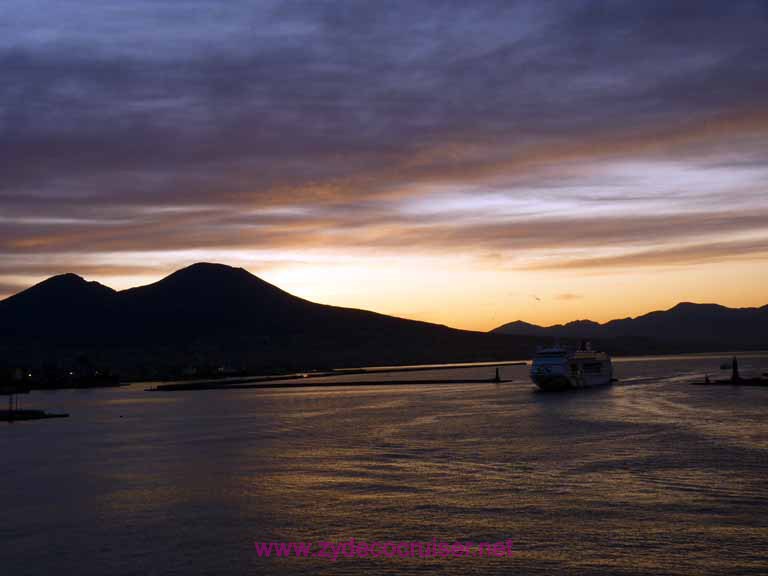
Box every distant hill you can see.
[492,302,768,351]
[3,264,766,381]
[0,263,535,378]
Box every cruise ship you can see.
[530,343,613,390]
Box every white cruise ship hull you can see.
[530,348,613,391]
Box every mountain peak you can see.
[43,272,87,285]
[163,262,263,282]
[5,272,114,303]
[668,302,724,313]
[0,271,115,340]
[507,320,540,328]
[173,262,247,276]
[118,262,301,307]
[491,320,544,335]
[670,301,697,309]
[564,319,600,327]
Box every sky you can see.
[1,0,767,331]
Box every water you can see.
[2,353,768,575]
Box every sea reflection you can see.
[2,353,767,575]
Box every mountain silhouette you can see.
[0,263,534,377]
[3,264,766,380]
[492,302,768,350]
[0,273,115,345]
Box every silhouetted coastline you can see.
[1,264,766,386]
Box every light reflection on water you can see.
[2,353,768,575]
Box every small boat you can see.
[530,343,613,391]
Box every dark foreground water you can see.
[3,353,768,575]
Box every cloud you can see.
[3,0,767,200]
[555,293,582,300]
[1,0,768,290]
[530,237,768,270]
[0,281,26,299]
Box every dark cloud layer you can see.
[2,0,768,296]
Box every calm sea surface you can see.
[3,353,768,575]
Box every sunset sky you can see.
[2,1,767,330]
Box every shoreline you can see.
[10,350,768,393]
[147,377,513,392]
[1,409,69,422]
